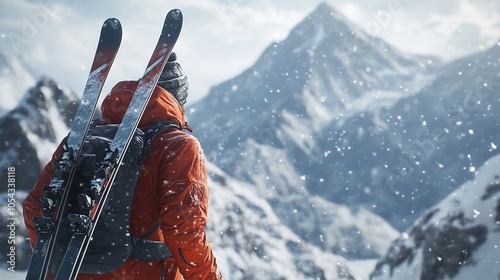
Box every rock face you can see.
[371,153,500,279]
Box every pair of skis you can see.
[25,9,182,280]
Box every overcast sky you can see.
[1,0,499,106]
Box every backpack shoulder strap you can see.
[142,120,182,159]
[146,120,182,138]
[139,221,162,239]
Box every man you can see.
[23,53,223,279]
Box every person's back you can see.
[23,54,223,279]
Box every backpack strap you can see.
[142,120,182,159]
[130,221,172,261]
[139,220,162,240]
[129,121,181,261]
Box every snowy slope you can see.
[371,153,500,279]
[206,162,384,279]
[232,139,399,259]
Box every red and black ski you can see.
[55,9,183,280]
[25,18,122,280]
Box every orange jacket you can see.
[23,81,222,280]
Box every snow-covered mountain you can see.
[371,152,500,279]
[0,78,78,191]
[187,2,500,232]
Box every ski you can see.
[25,18,122,280]
[55,9,183,280]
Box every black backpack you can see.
[60,119,181,274]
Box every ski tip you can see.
[100,18,122,46]
[103,18,122,31]
[161,9,182,39]
[167,9,183,21]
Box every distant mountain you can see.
[371,153,500,279]
[187,2,500,232]
[0,78,78,191]
[187,1,442,236]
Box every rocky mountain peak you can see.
[0,77,78,190]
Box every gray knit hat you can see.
[157,52,189,105]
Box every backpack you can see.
[61,119,181,274]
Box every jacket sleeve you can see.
[158,134,222,279]
[22,140,65,249]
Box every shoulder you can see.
[150,129,207,181]
[151,129,203,157]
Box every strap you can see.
[146,120,182,139]
[140,221,162,239]
[130,238,171,261]
[131,121,181,260]
[130,221,172,261]
[142,120,182,159]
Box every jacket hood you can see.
[101,80,190,130]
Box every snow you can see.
[205,161,397,279]
[0,269,26,280]
[373,153,500,279]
